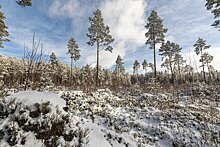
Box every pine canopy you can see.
[205,0,220,30]
[0,6,10,48]
[67,37,80,61]
[145,10,167,49]
[202,52,213,65]
[142,59,148,69]
[194,38,211,55]
[16,0,32,7]
[87,9,114,52]
[133,60,140,69]
[50,52,58,65]
[115,55,125,73]
[159,41,182,61]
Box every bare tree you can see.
[23,33,44,90]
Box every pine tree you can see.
[87,9,114,86]
[202,52,214,80]
[205,0,220,30]
[67,37,80,85]
[174,53,185,82]
[183,65,194,82]
[142,59,148,74]
[16,0,32,7]
[145,10,167,79]
[0,0,32,49]
[49,52,59,84]
[115,55,125,74]
[0,6,10,48]
[0,55,8,93]
[161,58,170,71]
[50,52,58,66]
[159,41,181,84]
[133,60,140,75]
[194,38,211,83]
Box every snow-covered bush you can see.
[0,91,90,147]
[61,89,220,147]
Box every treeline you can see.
[0,51,219,91]
[0,0,220,92]
[0,54,132,91]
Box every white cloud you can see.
[48,0,147,69]
[48,0,82,18]
[48,0,96,37]
[98,0,147,68]
[5,0,220,73]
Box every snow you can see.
[213,107,220,113]
[0,91,89,147]
[6,91,66,111]
[83,120,112,147]
[1,89,220,146]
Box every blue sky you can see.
[1,0,220,73]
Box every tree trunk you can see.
[24,68,30,91]
[153,42,156,79]
[207,63,211,81]
[71,58,73,86]
[177,61,181,83]
[201,50,206,83]
[96,42,99,87]
[170,62,174,85]
[202,64,206,83]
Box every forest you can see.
[0,0,220,147]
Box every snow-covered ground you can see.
[0,89,220,147]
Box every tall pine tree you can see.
[87,9,114,86]
[202,52,214,80]
[67,37,80,84]
[194,38,211,83]
[115,55,125,74]
[145,10,167,79]
[0,6,9,48]
[0,0,32,48]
